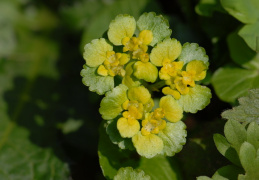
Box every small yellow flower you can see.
[116,86,153,138]
[83,38,130,78]
[174,60,207,95]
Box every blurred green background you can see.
[0,0,243,179]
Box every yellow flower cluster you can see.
[82,12,211,159]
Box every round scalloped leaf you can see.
[159,95,183,123]
[99,84,128,120]
[137,12,171,46]
[133,61,158,83]
[178,85,211,113]
[178,43,209,66]
[132,133,163,158]
[81,65,114,95]
[108,14,136,45]
[114,167,151,180]
[83,38,113,67]
[158,121,187,156]
[150,38,182,66]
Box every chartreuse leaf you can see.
[177,85,211,113]
[238,142,259,179]
[227,32,259,69]
[83,38,113,67]
[98,123,182,180]
[99,84,128,120]
[212,68,259,103]
[132,133,163,159]
[178,43,209,66]
[239,22,259,52]
[108,14,136,45]
[224,120,246,152]
[213,134,241,166]
[81,65,114,95]
[133,62,158,83]
[158,121,187,156]
[137,12,172,46]
[220,0,259,24]
[150,38,182,67]
[114,167,150,180]
[221,89,259,123]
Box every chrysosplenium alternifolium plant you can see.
[81,12,212,158]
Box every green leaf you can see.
[158,121,187,156]
[106,119,134,150]
[213,134,241,166]
[178,43,209,66]
[136,12,172,46]
[99,84,128,120]
[212,165,244,180]
[227,32,259,69]
[239,22,259,52]
[98,123,182,180]
[177,85,212,113]
[239,142,259,179]
[81,65,114,95]
[221,89,259,124]
[114,167,151,180]
[211,67,259,103]
[220,0,259,23]
[224,120,246,152]
[246,122,259,150]
[195,0,225,17]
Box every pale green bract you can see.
[178,85,212,113]
[114,167,151,180]
[137,12,172,46]
[178,42,209,66]
[108,14,136,45]
[158,121,187,156]
[81,65,114,95]
[99,84,128,120]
